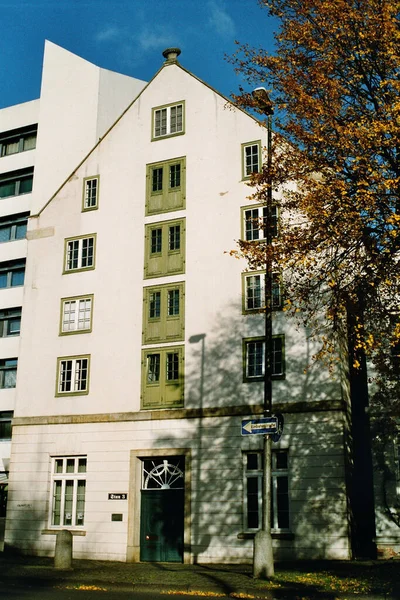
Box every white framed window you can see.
[242,141,261,178]
[0,358,17,389]
[243,335,285,381]
[244,450,290,531]
[50,456,86,527]
[60,295,93,334]
[0,308,21,337]
[242,205,278,241]
[243,272,282,312]
[64,235,96,273]
[0,125,37,157]
[82,176,99,211]
[153,102,184,139]
[56,355,90,396]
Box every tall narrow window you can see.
[151,229,162,254]
[168,289,180,316]
[152,168,163,192]
[64,235,96,273]
[82,176,99,211]
[244,451,290,531]
[153,102,184,139]
[56,356,90,396]
[246,274,263,311]
[149,291,161,319]
[242,141,261,178]
[166,352,179,380]
[169,164,181,188]
[169,225,180,251]
[60,296,93,334]
[50,456,86,527]
[147,354,160,383]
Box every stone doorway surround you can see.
[127,448,192,563]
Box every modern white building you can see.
[0,41,398,563]
[0,40,146,550]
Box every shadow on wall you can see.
[4,435,55,557]
[154,306,351,563]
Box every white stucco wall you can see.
[0,100,39,139]
[6,409,350,562]
[6,56,351,563]
[31,41,146,215]
[15,61,344,419]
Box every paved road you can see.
[0,582,230,600]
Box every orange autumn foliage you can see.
[229,0,400,406]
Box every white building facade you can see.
[1,42,397,563]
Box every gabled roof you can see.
[34,51,264,218]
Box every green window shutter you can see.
[142,350,162,409]
[164,347,184,407]
[141,346,184,409]
[165,220,185,275]
[145,157,186,216]
[144,219,185,279]
[165,283,184,341]
[143,283,185,344]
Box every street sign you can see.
[271,413,284,443]
[108,493,127,500]
[241,417,278,436]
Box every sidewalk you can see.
[0,552,398,599]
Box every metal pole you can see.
[253,91,274,579]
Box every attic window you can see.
[152,102,185,140]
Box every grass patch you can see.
[259,562,399,596]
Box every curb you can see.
[0,576,392,600]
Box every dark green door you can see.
[140,489,184,562]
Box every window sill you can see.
[237,531,294,541]
[151,131,185,142]
[243,375,286,383]
[42,529,86,536]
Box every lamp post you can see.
[252,87,274,579]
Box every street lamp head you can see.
[189,333,206,344]
[252,87,274,116]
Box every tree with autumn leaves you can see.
[231,0,400,555]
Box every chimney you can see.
[162,47,181,63]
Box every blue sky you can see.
[0,0,278,109]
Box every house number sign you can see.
[108,493,128,500]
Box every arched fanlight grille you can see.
[142,458,184,490]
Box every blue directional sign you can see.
[241,417,278,436]
[271,413,284,443]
